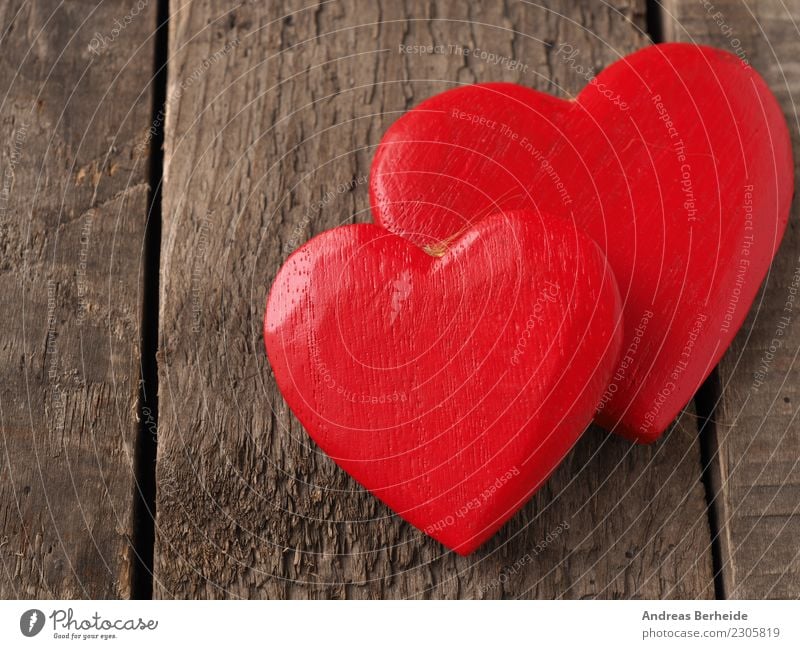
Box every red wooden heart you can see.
[264,211,622,554]
[370,43,794,442]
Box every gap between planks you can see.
[130,0,170,600]
[647,0,726,601]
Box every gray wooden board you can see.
[0,1,156,597]
[154,0,714,598]
[661,0,800,599]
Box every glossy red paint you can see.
[370,43,794,442]
[265,212,622,554]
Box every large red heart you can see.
[370,43,794,442]
[265,211,622,554]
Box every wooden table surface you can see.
[1,0,798,599]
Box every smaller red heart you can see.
[265,211,622,553]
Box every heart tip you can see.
[597,414,664,444]
[443,538,483,556]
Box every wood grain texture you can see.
[155,0,714,598]
[0,1,156,597]
[661,0,800,599]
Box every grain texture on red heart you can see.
[264,212,622,554]
[370,43,794,442]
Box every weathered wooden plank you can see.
[0,1,156,597]
[155,0,714,598]
[661,0,800,598]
